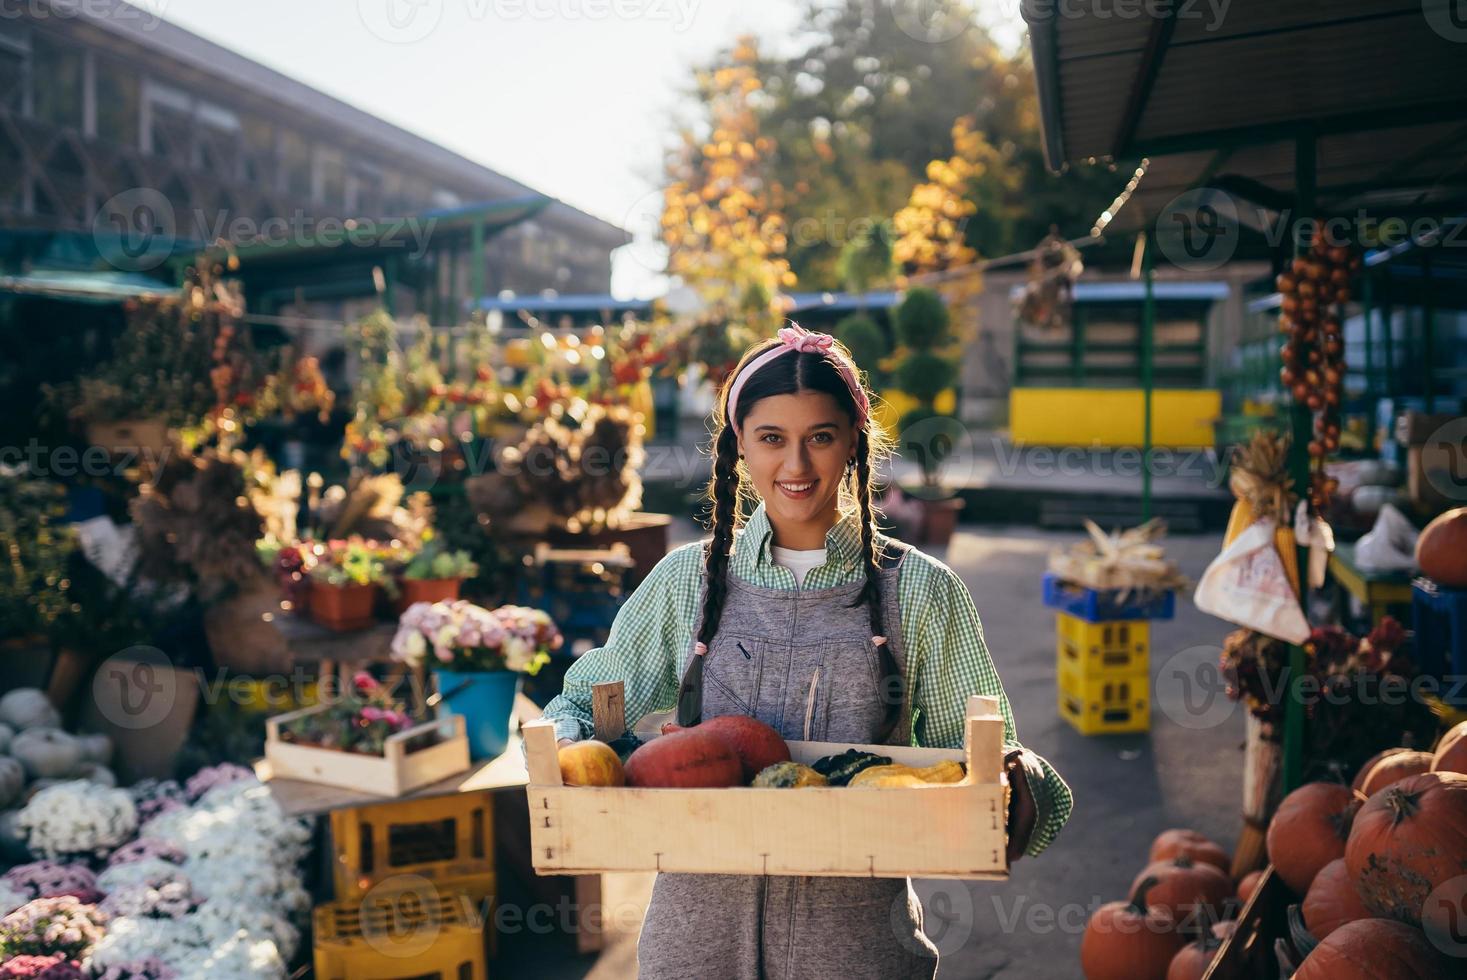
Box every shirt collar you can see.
[735,499,865,573]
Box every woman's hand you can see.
[557,737,577,748]
[1003,748,1041,864]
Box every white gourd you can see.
[9,728,83,780]
[0,758,22,808]
[77,733,114,765]
[0,689,61,730]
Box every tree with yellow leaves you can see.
[660,36,795,383]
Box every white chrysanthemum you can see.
[17,780,138,859]
[97,857,190,892]
[192,899,300,961]
[172,929,285,980]
[87,915,199,971]
[183,856,309,914]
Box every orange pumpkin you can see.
[1080,877,1186,980]
[1431,721,1467,776]
[1235,870,1264,906]
[1345,771,1467,932]
[1267,782,1359,894]
[1163,934,1224,980]
[1352,747,1413,792]
[1131,858,1232,936]
[1416,507,1467,588]
[1301,858,1373,940]
[1148,829,1230,875]
[1358,751,1434,797]
[1293,919,1454,979]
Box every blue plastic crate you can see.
[1412,579,1467,705]
[1042,572,1176,622]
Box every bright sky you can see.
[151,0,1027,298]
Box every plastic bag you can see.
[1353,502,1418,573]
[1193,518,1310,644]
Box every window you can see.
[240,115,274,185]
[95,58,140,147]
[316,148,344,209]
[32,34,82,128]
[279,129,311,200]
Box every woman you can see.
[541,324,1072,979]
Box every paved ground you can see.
[501,517,1245,979]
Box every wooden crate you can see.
[523,684,1010,879]
[265,706,470,798]
[1205,866,1291,979]
[331,792,495,901]
[313,885,488,979]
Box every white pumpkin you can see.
[0,689,61,730]
[77,733,113,765]
[0,723,13,754]
[73,763,117,788]
[0,758,22,808]
[9,728,83,780]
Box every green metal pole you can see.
[1141,233,1155,522]
[1422,252,1435,413]
[1282,133,1316,795]
[1362,269,1374,406]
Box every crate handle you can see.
[523,720,562,786]
[964,694,1004,784]
[591,680,626,742]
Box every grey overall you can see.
[636,539,941,980]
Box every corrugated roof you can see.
[1026,0,1467,228]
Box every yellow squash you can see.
[847,760,967,788]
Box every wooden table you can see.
[255,695,605,954]
[1327,542,1415,625]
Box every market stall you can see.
[1024,1,1467,974]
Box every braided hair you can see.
[678,332,900,737]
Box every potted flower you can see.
[256,535,315,615]
[392,600,561,760]
[278,673,421,755]
[396,536,478,612]
[307,539,393,631]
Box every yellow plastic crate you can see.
[1056,613,1149,675]
[313,883,488,980]
[331,792,494,901]
[1058,664,1150,735]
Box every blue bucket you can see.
[433,669,522,760]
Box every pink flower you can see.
[353,671,378,694]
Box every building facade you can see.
[0,0,626,320]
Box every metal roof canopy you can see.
[1026,1,1467,229]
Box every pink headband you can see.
[725,324,870,433]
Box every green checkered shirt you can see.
[542,500,1073,857]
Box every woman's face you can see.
[737,391,857,543]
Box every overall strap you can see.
[876,537,912,571]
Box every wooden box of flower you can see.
[264,706,470,797]
[523,689,1010,879]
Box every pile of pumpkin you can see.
[1082,720,1467,979]
[0,688,115,816]
[556,714,965,789]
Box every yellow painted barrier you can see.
[1010,388,1220,448]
